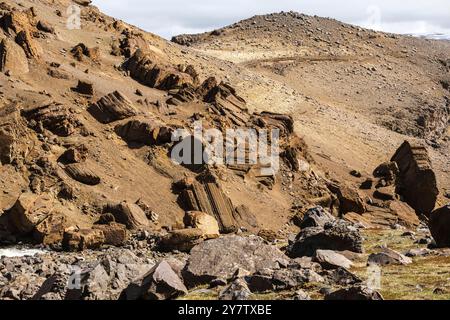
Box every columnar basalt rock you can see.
[88,91,138,124]
[21,102,82,137]
[429,205,450,248]
[391,141,438,215]
[122,49,196,90]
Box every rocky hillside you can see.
[0,1,449,300]
[173,11,450,197]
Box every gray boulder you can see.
[297,206,335,229]
[183,235,290,287]
[368,248,412,266]
[429,205,450,248]
[120,261,187,300]
[287,221,363,257]
[219,278,251,300]
[313,250,353,269]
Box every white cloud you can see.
[92,0,450,39]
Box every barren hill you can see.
[173,11,450,196]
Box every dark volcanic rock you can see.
[297,206,335,229]
[391,141,438,214]
[429,205,450,248]
[287,221,363,257]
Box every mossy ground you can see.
[181,229,450,300]
[352,229,450,300]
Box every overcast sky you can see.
[92,0,450,40]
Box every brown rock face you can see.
[183,182,244,233]
[7,193,70,244]
[8,193,55,234]
[33,213,67,245]
[0,38,29,75]
[429,205,450,248]
[391,141,438,215]
[0,166,27,213]
[15,30,41,59]
[93,223,129,246]
[388,201,420,228]
[122,49,195,90]
[159,228,206,252]
[21,102,81,137]
[0,11,35,35]
[36,20,54,33]
[71,43,100,62]
[88,91,138,124]
[329,183,366,215]
[0,104,31,166]
[62,228,105,251]
[114,119,171,146]
[64,162,101,186]
[73,80,94,96]
[104,202,150,230]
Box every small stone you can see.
[368,248,412,266]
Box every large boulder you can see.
[388,201,420,228]
[33,213,67,245]
[88,91,138,124]
[93,223,129,247]
[21,102,82,137]
[328,183,366,215]
[62,228,105,251]
[0,11,36,35]
[159,228,206,253]
[391,141,438,214]
[120,261,187,300]
[368,248,412,266]
[183,235,290,287]
[122,49,195,90]
[184,211,220,238]
[296,206,335,229]
[104,201,150,230]
[8,193,67,241]
[0,38,29,75]
[0,104,31,166]
[0,166,27,214]
[313,250,353,270]
[15,29,41,59]
[429,205,450,247]
[287,221,363,257]
[247,268,324,293]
